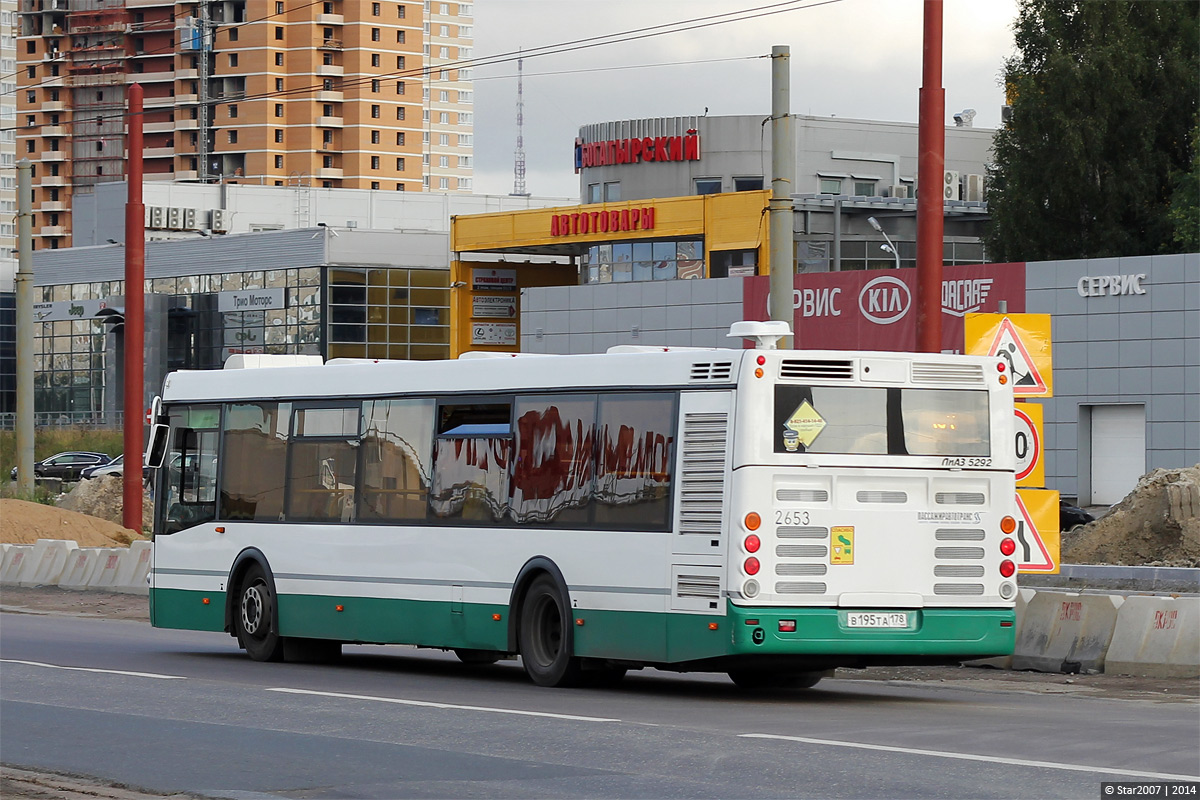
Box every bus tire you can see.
[727,670,825,690]
[235,564,284,662]
[518,574,582,687]
[454,648,503,665]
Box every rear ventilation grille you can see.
[934,546,986,560]
[677,412,729,537]
[776,489,830,503]
[776,544,828,558]
[934,583,985,596]
[936,528,985,541]
[934,565,985,578]
[780,359,854,381]
[777,526,829,539]
[675,574,721,599]
[857,490,908,504]
[776,581,828,594]
[935,492,986,505]
[777,563,828,576]
[912,362,986,385]
[689,362,734,382]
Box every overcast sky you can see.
[469,0,1018,198]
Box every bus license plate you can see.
[847,612,909,628]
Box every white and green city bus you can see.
[148,321,1019,689]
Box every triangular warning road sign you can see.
[987,317,1048,395]
[1014,493,1053,572]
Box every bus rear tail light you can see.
[1000,538,1016,556]
[1000,516,1017,534]
[999,375,1008,385]
[744,534,761,553]
[743,557,760,575]
[999,560,1015,578]
[744,512,761,531]
[778,620,796,632]
[997,361,1006,372]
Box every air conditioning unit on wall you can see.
[210,209,228,232]
[148,206,164,228]
[888,185,908,199]
[943,170,959,201]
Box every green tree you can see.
[1167,122,1199,251]
[985,0,1199,262]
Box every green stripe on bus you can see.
[151,588,1014,660]
[150,588,228,633]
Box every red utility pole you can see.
[916,0,945,352]
[123,84,145,534]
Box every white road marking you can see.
[267,687,620,722]
[0,658,187,680]
[740,733,1200,782]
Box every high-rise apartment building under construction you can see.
[15,0,475,250]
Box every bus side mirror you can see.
[146,423,169,469]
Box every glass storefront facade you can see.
[327,267,450,360]
[581,238,705,284]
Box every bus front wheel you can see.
[727,670,826,690]
[518,575,582,687]
[235,564,284,662]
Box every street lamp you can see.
[868,216,901,269]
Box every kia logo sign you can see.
[858,276,911,324]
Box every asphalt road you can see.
[1,612,1197,800]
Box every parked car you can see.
[9,451,111,483]
[80,454,152,482]
[1059,499,1096,531]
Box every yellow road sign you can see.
[1015,488,1060,574]
[965,313,1053,397]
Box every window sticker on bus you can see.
[784,400,826,449]
[831,526,854,564]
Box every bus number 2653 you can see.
[776,510,811,526]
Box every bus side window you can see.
[429,401,513,523]
[593,393,676,530]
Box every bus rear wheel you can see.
[235,564,284,662]
[727,670,826,690]
[518,575,582,687]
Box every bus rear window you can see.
[774,386,989,457]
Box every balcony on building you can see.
[175,118,200,130]
[176,68,199,80]
[315,13,344,24]
[314,90,344,103]
[37,226,66,237]
[38,201,67,212]
[145,120,175,133]
[316,168,344,179]
[318,38,344,51]
[40,175,70,187]
[144,146,176,159]
[316,64,344,77]
[316,116,344,128]
[144,94,177,108]
[40,151,67,162]
[41,100,66,112]
[138,69,175,85]
[40,125,68,136]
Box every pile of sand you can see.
[57,475,154,534]
[1062,465,1200,567]
[0,498,144,547]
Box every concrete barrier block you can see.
[18,539,78,587]
[58,548,104,590]
[112,540,152,595]
[1012,590,1123,674]
[1,545,33,584]
[965,587,1036,669]
[89,548,126,589]
[1104,595,1200,679]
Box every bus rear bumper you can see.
[725,603,1016,659]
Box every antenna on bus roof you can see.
[727,320,791,350]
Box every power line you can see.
[4,0,839,137]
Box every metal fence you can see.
[0,412,125,430]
